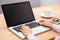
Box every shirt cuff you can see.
[54,36,60,40]
[27,34,39,40]
[52,24,60,33]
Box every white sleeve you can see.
[52,24,60,34]
[27,34,39,40]
[54,36,60,40]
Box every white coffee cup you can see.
[43,8,52,17]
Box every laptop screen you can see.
[1,1,35,27]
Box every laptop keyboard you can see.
[13,26,21,32]
[12,22,50,35]
[13,22,40,32]
[25,22,40,28]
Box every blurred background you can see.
[0,0,60,13]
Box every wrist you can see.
[27,34,39,40]
[27,34,35,38]
[25,33,32,36]
[48,23,53,28]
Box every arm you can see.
[54,36,60,40]
[40,20,60,34]
[27,34,39,40]
[52,24,60,33]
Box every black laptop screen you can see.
[1,1,35,27]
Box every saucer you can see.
[41,13,53,18]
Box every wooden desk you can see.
[0,4,60,40]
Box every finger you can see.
[26,26,30,29]
[21,25,25,29]
[20,27,23,30]
[20,25,26,30]
[39,21,44,24]
[20,28,23,32]
[39,20,44,23]
[21,24,25,27]
[25,26,30,27]
[22,25,29,28]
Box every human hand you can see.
[39,20,53,28]
[20,25,32,36]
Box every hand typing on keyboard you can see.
[39,20,53,28]
[20,25,32,36]
[20,20,50,40]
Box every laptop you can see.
[1,1,50,39]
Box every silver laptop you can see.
[1,1,50,39]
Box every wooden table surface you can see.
[0,4,60,40]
